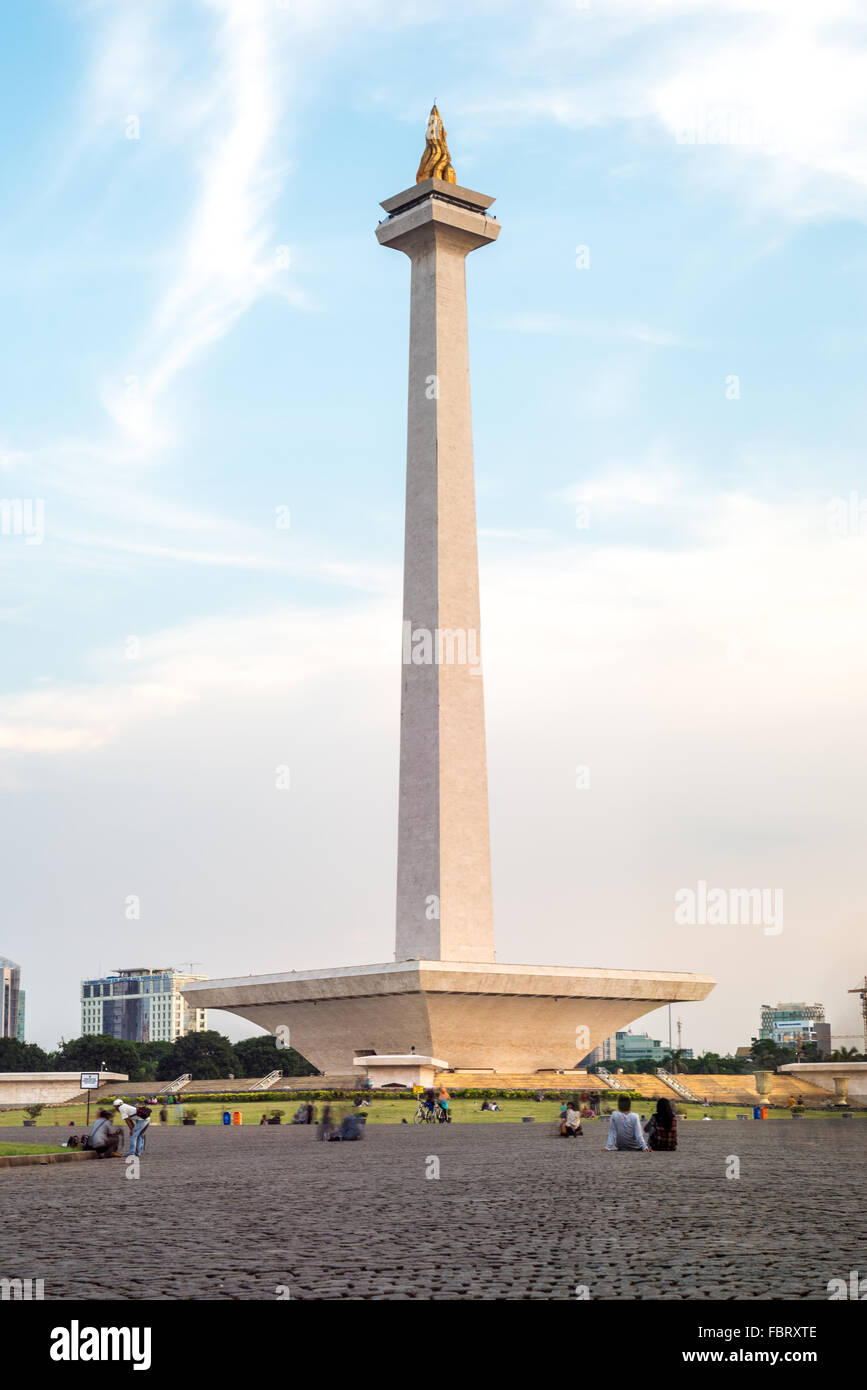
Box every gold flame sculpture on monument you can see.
[416,104,457,184]
[182,109,715,1089]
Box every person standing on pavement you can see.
[129,1102,151,1156]
[113,1097,137,1152]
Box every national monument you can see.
[184,109,715,1085]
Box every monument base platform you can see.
[779,1061,867,1101]
[184,960,714,1077]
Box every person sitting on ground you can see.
[292,1104,308,1124]
[644,1097,677,1151]
[561,1100,583,1137]
[603,1095,650,1152]
[337,1112,364,1141]
[88,1109,121,1159]
[260,1113,268,1125]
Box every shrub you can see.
[24,1103,45,1120]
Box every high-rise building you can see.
[814,1022,832,1058]
[760,1001,824,1047]
[1,957,23,1041]
[582,1035,615,1066]
[81,968,208,1043]
[615,1030,667,1064]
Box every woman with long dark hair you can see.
[645,1097,678,1150]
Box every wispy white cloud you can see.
[464,0,867,222]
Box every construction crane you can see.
[848,977,867,1053]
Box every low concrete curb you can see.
[0,1150,100,1170]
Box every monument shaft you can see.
[181,114,716,1081]
[378,181,500,963]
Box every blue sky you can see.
[2,0,866,1054]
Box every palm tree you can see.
[661,1049,687,1074]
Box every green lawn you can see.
[0,1141,67,1155]
[2,1097,860,1130]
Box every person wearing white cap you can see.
[113,1097,137,1154]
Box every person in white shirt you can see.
[603,1095,651,1152]
[113,1098,136,1152]
[562,1101,583,1137]
[114,1097,150,1155]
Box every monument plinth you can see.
[183,109,714,1076]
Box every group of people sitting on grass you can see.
[558,1094,678,1150]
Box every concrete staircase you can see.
[250,1071,283,1091]
[657,1068,702,1103]
[596,1067,629,1091]
[163,1074,191,1094]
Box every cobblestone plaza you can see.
[3,1120,861,1301]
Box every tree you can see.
[54,1034,145,1080]
[155,1030,239,1082]
[234,1033,317,1078]
[749,1038,795,1069]
[0,1037,52,1072]
[136,1041,174,1080]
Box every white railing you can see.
[251,1071,282,1091]
[656,1068,700,1102]
[164,1074,191,1093]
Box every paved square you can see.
[2,1120,862,1300]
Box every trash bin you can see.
[232,1110,242,1125]
[760,1106,768,1120]
[752,1106,761,1119]
[222,1111,231,1126]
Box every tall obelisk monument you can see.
[184,119,715,1076]
[377,107,499,964]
